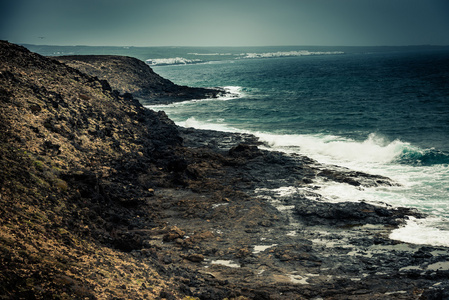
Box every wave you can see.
[164,118,395,164]
[180,117,235,132]
[239,50,344,59]
[390,217,449,247]
[219,86,244,100]
[257,133,404,164]
[164,116,448,167]
[168,107,449,167]
[145,57,202,66]
[255,132,449,167]
[395,147,449,166]
[146,51,344,66]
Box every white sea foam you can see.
[181,117,236,132]
[255,132,449,247]
[153,117,426,171]
[240,51,344,59]
[210,259,240,268]
[316,180,401,204]
[256,132,411,166]
[253,244,277,254]
[145,57,202,66]
[219,86,244,100]
[390,217,449,247]
[147,51,343,66]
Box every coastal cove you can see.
[1,41,448,299]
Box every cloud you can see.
[1,0,449,46]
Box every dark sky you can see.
[1,0,449,46]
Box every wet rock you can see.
[228,143,262,159]
[317,168,397,187]
[295,198,423,227]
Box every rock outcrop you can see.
[1,41,448,299]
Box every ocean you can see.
[27,44,449,247]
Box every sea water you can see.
[29,45,449,247]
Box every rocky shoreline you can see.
[1,41,448,299]
[170,127,449,299]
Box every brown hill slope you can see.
[0,40,188,299]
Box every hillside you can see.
[0,40,288,299]
[0,40,189,298]
[1,41,448,299]
[55,55,223,105]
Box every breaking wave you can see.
[239,50,344,59]
[145,57,202,66]
[390,217,449,247]
[146,51,344,66]
[161,114,448,168]
[395,147,449,166]
[255,132,449,167]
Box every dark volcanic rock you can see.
[318,167,398,187]
[295,198,424,227]
[55,55,224,104]
[229,143,263,159]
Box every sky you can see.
[1,0,449,47]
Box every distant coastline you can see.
[22,43,449,65]
[55,54,225,105]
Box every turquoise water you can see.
[28,44,449,246]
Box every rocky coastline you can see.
[1,41,448,299]
[55,55,225,105]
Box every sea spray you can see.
[255,132,410,165]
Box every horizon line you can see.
[16,42,449,48]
